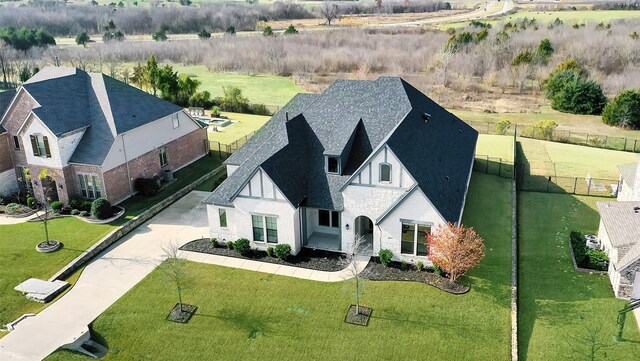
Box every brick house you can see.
[0,67,207,205]
[204,77,478,262]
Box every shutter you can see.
[30,135,39,156]
[43,136,51,158]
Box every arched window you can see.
[379,163,391,182]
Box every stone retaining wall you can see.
[49,164,224,282]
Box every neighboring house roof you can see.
[205,77,478,223]
[597,201,640,269]
[3,67,184,166]
[618,162,637,187]
[0,89,17,134]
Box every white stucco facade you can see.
[102,111,198,171]
[19,114,69,169]
[207,144,455,262]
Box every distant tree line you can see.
[592,1,640,10]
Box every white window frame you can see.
[400,220,431,257]
[159,147,168,167]
[172,113,180,129]
[35,134,46,156]
[252,214,278,244]
[79,174,102,199]
[379,162,392,183]
[218,208,227,228]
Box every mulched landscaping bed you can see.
[344,305,372,326]
[167,303,197,323]
[361,257,469,294]
[180,238,345,272]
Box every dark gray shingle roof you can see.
[17,67,183,165]
[205,77,478,223]
[0,89,17,133]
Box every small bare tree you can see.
[25,168,57,247]
[321,1,340,26]
[566,325,610,361]
[343,235,371,315]
[159,242,192,313]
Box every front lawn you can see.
[46,173,513,360]
[518,192,640,360]
[207,112,270,145]
[0,218,114,330]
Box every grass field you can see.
[46,172,513,361]
[169,64,303,107]
[207,112,270,145]
[0,219,115,331]
[449,9,640,28]
[476,134,515,161]
[519,138,637,179]
[518,192,640,360]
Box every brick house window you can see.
[79,174,102,199]
[30,134,51,158]
[13,136,20,150]
[159,147,168,167]
[172,113,180,129]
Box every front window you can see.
[318,209,339,228]
[172,113,180,128]
[327,156,339,174]
[380,163,391,182]
[159,147,168,167]
[30,134,50,157]
[401,221,431,256]
[219,209,227,228]
[79,174,102,199]
[252,214,278,243]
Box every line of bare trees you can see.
[4,17,640,100]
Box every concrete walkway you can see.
[0,212,39,225]
[183,251,369,283]
[0,191,211,361]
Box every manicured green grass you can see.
[476,134,515,161]
[46,173,513,360]
[207,112,270,145]
[518,192,640,360]
[169,64,303,107]
[0,219,114,328]
[519,138,637,179]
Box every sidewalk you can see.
[0,212,39,225]
[182,251,369,283]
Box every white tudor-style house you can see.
[596,155,640,299]
[204,77,478,262]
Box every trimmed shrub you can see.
[79,210,89,217]
[545,70,606,115]
[69,198,92,212]
[434,263,444,276]
[5,203,22,214]
[401,260,409,270]
[233,238,251,255]
[417,261,425,271]
[91,198,112,219]
[134,178,161,196]
[274,244,291,260]
[210,237,218,248]
[71,209,80,215]
[495,119,511,135]
[26,196,36,208]
[266,246,274,257]
[586,249,609,270]
[378,249,393,267]
[226,240,234,249]
[50,201,63,212]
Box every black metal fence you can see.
[474,154,514,179]
[517,169,620,197]
[209,130,258,159]
[467,121,640,153]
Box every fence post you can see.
[485,156,489,173]
[546,177,551,193]
[624,137,628,151]
[487,122,490,135]
[635,140,638,153]
[586,133,589,145]
[568,130,571,143]
[498,159,502,178]
[573,177,578,194]
[587,177,592,195]
[605,135,608,149]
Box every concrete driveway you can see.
[0,191,210,361]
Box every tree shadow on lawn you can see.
[193,308,274,340]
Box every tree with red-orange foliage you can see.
[427,222,485,284]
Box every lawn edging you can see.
[48,165,225,282]
[511,137,519,361]
[567,238,608,275]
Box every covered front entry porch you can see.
[301,207,342,252]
